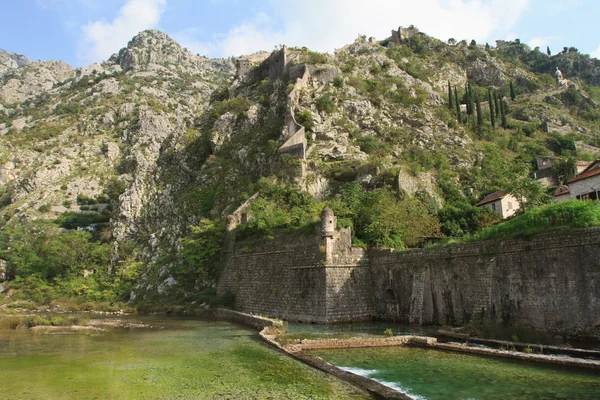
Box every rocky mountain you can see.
[1,28,599,306]
[0,50,30,76]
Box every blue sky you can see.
[1,0,599,67]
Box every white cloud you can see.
[592,45,600,60]
[528,36,558,51]
[78,0,166,65]
[193,0,531,58]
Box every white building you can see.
[567,160,600,201]
[476,190,521,219]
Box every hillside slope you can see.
[1,28,599,308]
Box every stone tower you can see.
[321,207,337,264]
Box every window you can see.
[508,202,513,210]
[491,203,496,211]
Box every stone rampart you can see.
[217,214,375,323]
[370,227,600,331]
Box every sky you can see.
[1,0,599,68]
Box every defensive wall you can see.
[219,208,600,332]
[370,227,600,330]
[218,209,375,323]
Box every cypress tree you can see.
[476,95,483,127]
[468,82,475,117]
[510,80,516,101]
[488,88,496,129]
[465,85,470,115]
[547,46,551,56]
[448,81,453,110]
[500,96,507,129]
[454,86,462,123]
[494,89,500,120]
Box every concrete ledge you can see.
[286,335,437,352]
[438,330,600,360]
[430,342,600,371]
[215,309,285,331]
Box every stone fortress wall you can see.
[218,208,375,323]
[219,207,600,331]
[372,227,600,330]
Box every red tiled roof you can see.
[476,190,509,206]
[554,188,570,197]
[568,160,600,183]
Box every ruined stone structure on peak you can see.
[390,25,420,45]
[235,45,310,178]
[555,66,577,88]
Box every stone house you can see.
[567,159,600,201]
[553,185,571,202]
[476,190,521,219]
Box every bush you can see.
[332,77,344,88]
[55,102,81,116]
[384,328,393,337]
[296,110,314,131]
[315,95,335,113]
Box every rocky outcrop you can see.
[0,49,30,76]
[0,60,73,103]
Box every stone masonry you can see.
[370,227,600,331]
[217,208,375,323]
[219,209,600,331]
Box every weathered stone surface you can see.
[370,227,600,332]
[218,224,375,323]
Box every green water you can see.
[0,316,369,399]
[314,347,600,400]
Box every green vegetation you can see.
[461,201,600,242]
[0,319,368,399]
[328,183,440,249]
[0,315,86,330]
[315,94,335,113]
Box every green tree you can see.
[355,186,441,249]
[506,163,552,212]
[510,80,516,101]
[448,81,454,110]
[465,85,471,115]
[500,96,508,129]
[454,87,462,123]
[178,219,226,287]
[494,90,500,120]
[488,88,496,129]
[546,46,551,56]
[468,82,474,118]
[476,95,483,127]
